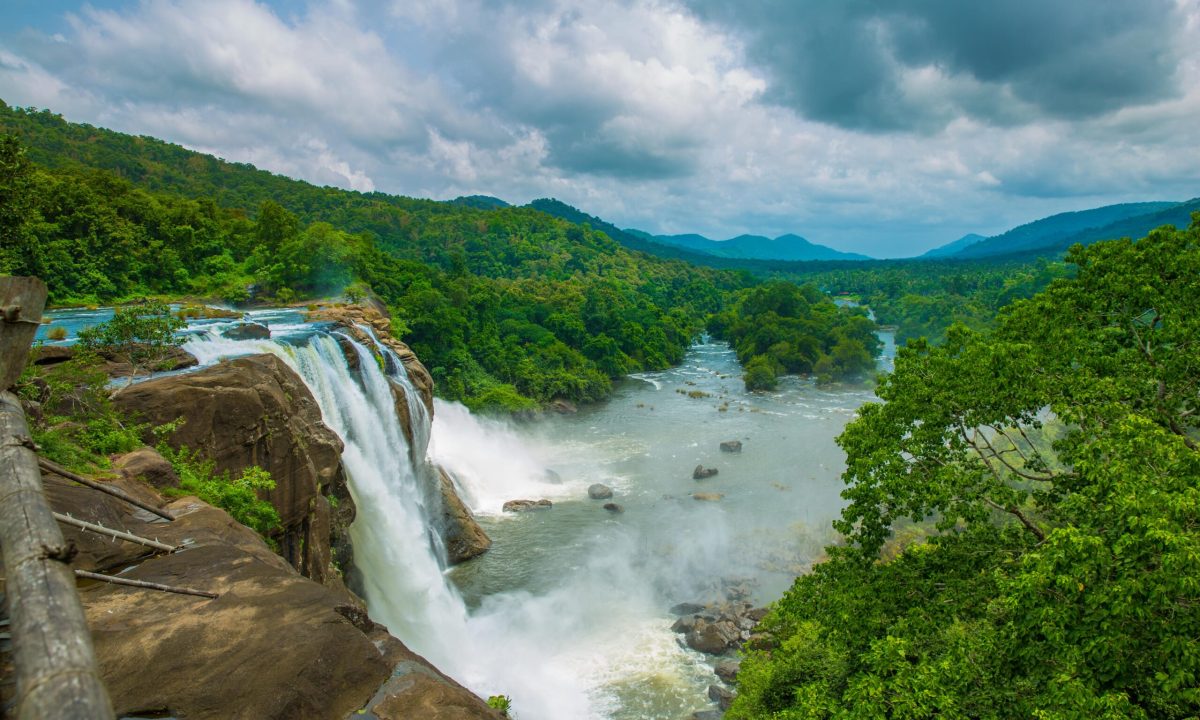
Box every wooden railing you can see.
[0,277,114,720]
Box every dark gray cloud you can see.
[686,0,1184,131]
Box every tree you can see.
[78,300,186,386]
[0,135,34,273]
[731,217,1200,719]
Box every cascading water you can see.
[184,322,603,718]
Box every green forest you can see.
[0,102,883,409]
[730,218,1200,719]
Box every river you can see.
[430,335,895,718]
[34,309,895,719]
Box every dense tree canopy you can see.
[709,281,882,387]
[0,103,881,409]
[731,217,1200,719]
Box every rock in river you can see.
[686,618,741,654]
[588,483,613,499]
[714,659,741,684]
[502,498,553,512]
[708,684,735,710]
[221,322,271,340]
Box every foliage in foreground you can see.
[17,349,145,471]
[731,217,1200,719]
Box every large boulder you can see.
[49,477,498,720]
[708,684,735,711]
[221,322,271,340]
[435,465,492,564]
[113,446,180,489]
[113,353,350,586]
[588,483,613,499]
[686,619,741,655]
[714,659,741,684]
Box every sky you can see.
[1,0,1198,258]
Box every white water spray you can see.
[185,325,608,718]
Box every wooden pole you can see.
[1,389,115,720]
[38,457,175,522]
[1,277,113,719]
[74,570,218,600]
[0,277,46,391]
[53,512,179,553]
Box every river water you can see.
[35,308,895,719]
[431,335,895,718]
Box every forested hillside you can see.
[731,217,1200,719]
[0,102,882,409]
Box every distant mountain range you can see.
[523,198,871,262]
[921,233,986,258]
[460,194,1200,265]
[627,229,871,261]
[924,200,1199,259]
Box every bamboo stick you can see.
[52,512,179,553]
[74,569,218,599]
[38,457,175,521]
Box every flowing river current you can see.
[36,308,895,719]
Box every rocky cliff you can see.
[113,353,353,589]
[43,460,501,720]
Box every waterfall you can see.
[185,324,600,718]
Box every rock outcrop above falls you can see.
[305,304,434,416]
[113,353,351,587]
[40,465,501,720]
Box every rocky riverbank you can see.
[668,580,774,718]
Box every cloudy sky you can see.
[1,0,1198,257]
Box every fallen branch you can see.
[53,512,179,554]
[38,457,174,522]
[74,569,217,599]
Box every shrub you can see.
[158,442,281,539]
[743,355,778,391]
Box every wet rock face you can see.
[112,353,349,586]
[435,465,492,563]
